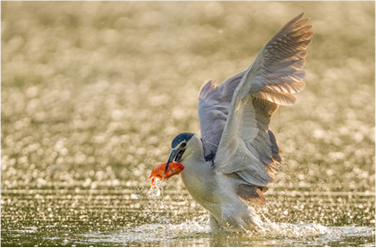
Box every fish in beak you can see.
[148,161,184,186]
[164,146,185,173]
[147,134,189,196]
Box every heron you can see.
[161,13,313,231]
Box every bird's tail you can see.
[236,184,267,206]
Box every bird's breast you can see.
[180,161,217,208]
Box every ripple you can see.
[78,221,375,247]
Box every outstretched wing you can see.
[212,13,313,192]
[198,70,246,159]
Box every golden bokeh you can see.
[1,2,374,193]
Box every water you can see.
[1,182,375,246]
[1,1,375,247]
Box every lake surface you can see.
[1,1,375,247]
[1,182,375,247]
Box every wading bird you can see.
[159,13,313,231]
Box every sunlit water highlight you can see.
[2,184,375,246]
[79,221,374,247]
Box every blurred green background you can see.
[2,2,375,193]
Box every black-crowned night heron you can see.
[163,13,313,231]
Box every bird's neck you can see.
[179,136,214,188]
[180,154,215,207]
[180,138,212,179]
[184,140,206,163]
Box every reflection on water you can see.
[82,223,374,247]
[1,184,375,246]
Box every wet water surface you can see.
[1,182,375,246]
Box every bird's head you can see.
[165,132,201,173]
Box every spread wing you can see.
[198,70,246,159]
[211,13,313,196]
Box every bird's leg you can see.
[220,205,259,232]
[209,214,222,232]
[241,206,261,232]
[221,213,246,231]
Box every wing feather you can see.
[213,13,313,191]
[198,71,246,157]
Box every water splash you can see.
[146,179,161,197]
[256,213,328,237]
[257,221,328,238]
[146,177,170,239]
[80,220,211,245]
[79,220,375,246]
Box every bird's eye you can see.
[180,142,187,148]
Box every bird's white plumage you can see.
[176,13,313,231]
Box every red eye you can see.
[181,142,186,148]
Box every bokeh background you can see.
[1,1,375,246]
[2,1,375,191]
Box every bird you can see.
[162,13,313,231]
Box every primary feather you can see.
[198,12,313,204]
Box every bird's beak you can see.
[165,148,182,173]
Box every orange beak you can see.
[148,161,184,186]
